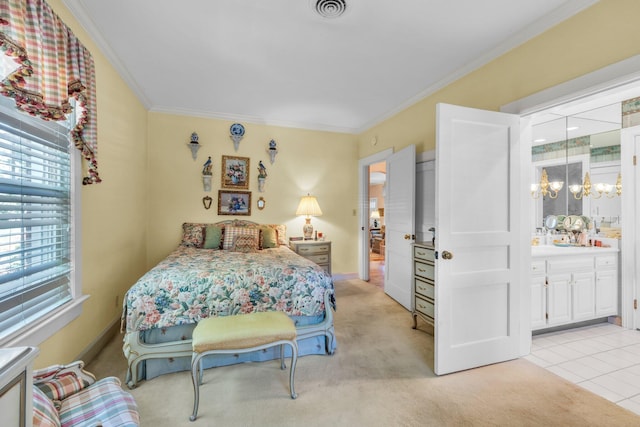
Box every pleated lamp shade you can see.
[296,194,322,238]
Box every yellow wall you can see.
[146,113,359,274]
[34,0,149,368]
[358,0,640,157]
[32,0,640,368]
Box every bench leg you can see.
[288,340,298,400]
[190,353,202,422]
[189,339,298,421]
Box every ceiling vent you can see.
[313,0,347,19]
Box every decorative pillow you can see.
[232,234,259,253]
[260,226,278,249]
[36,374,89,402]
[272,224,287,245]
[222,226,260,250]
[203,225,223,249]
[181,223,206,248]
[32,386,61,427]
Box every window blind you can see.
[0,101,73,340]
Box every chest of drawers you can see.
[412,242,435,330]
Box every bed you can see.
[121,220,336,388]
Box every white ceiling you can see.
[63,0,598,134]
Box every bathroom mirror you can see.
[531,101,621,230]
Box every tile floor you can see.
[526,323,640,416]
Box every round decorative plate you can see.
[230,123,245,137]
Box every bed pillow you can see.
[222,226,260,250]
[260,226,278,249]
[36,374,88,402]
[181,223,206,248]
[232,234,259,253]
[203,225,223,249]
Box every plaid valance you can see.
[0,0,100,184]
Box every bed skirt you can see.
[123,291,335,388]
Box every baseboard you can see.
[75,317,120,365]
[332,272,359,281]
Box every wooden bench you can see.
[189,311,298,421]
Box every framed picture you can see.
[221,155,250,189]
[218,190,251,216]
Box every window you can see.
[0,96,85,346]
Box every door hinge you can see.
[634,155,637,166]
[545,312,548,320]
[634,299,638,310]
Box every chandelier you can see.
[569,172,622,199]
[531,169,563,199]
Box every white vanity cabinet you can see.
[531,248,618,331]
[530,261,547,329]
[0,346,39,427]
[595,255,618,317]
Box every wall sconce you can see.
[569,172,622,199]
[188,132,200,160]
[296,194,323,239]
[267,139,278,164]
[531,168,563,199]
[229,123,245,152]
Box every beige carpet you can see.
[88,279,640,427]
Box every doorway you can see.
[369,162,386,289]
[502,56,640,332]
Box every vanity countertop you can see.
[532,245,619,257]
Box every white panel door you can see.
[435,103,524,375]
[384,144,416,310]
[621,128,640,330]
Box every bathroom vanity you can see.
[531,245,619,331]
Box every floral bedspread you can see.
[122,246,334,333]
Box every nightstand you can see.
[289,240,332,275]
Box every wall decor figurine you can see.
[229,123,245,152]
[202,156,213,191]
[202,156,212,175]
[257,160,267,192]
[221,155,250,190]
[202,196,212,210]
[188,131,200,160]
[218,190,251,216]
[267,139,278,164]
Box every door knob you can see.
[442,250,453,260]
[403,234,415,240]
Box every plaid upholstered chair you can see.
[32,360,139,427]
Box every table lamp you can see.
[296,194,322,239]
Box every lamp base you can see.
[302,218,313,239]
